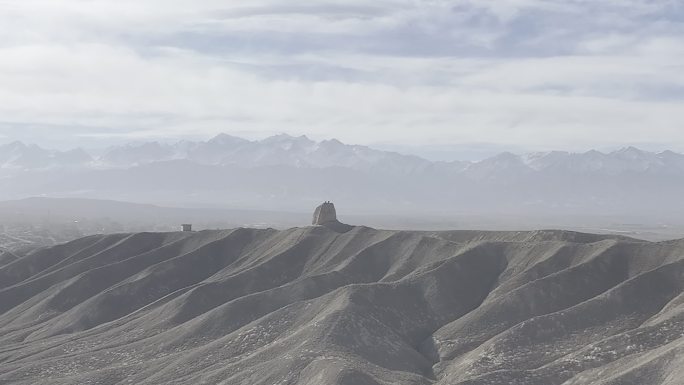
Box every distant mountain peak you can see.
[262,133,314,144]
[499,151,519,157]
[613,146,646,155]
[2,140,27,149]
[485,151,524,164]
[323,138,344,145]
[208,133,249,145]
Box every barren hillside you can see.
[0,226,682,384]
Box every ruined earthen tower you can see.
[312,201,337,225]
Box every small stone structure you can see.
[312,201,337,225]
[181,224,193,232]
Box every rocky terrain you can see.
[0,224,682,384]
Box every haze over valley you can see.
[1,135,683,239]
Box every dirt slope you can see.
[0,227,682,385]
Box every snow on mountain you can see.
[3,137,684,215]
[520,147,682,175]
[0,141,92,171]
[96,134,432,173]
[658,150,684,172]
[185,134,250,165]
[99,142,179,166]
[463,151,531,180]
[4,135,684,180]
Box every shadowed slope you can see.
[0,228,682,385]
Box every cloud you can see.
[0,0,682,151]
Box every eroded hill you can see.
[0,227,682,384]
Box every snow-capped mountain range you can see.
[2,134,683,216]
[93,133,433,174]
[2,133,683,177]
[0,141,93,171]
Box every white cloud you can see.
[0,0,682,150]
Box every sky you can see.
[0,0,683,156]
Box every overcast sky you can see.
[0,0,682,154]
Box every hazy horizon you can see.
[2,131,683,163]
[2,131,684,227]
